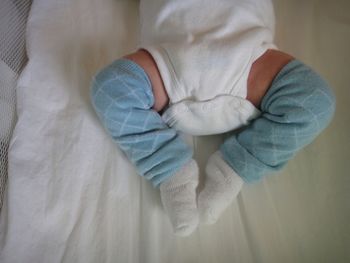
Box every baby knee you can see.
[300,70,336,135]
[90,58,154,115]
[317,85,336,130]
[267,60,336,135]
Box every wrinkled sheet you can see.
[0,0,349,262]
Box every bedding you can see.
[0,0,349,262]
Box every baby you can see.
[90,0,335,236]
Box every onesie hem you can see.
[227,42,278,100]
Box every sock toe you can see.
[198,151,244,225]
[198,202,217,225]
[160,159,199,236]
[173,214,199,236]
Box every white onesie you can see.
[138,0,277,135]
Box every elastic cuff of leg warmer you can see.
[150,151,194,188]
[112,58,150,82]
[219,140,285,183]
[160,159,199,190]
[219,142,263,183]
[107,58,154,101]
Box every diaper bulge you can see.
[139,0,277,135]
[161,95,261,136]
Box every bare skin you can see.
[124,50,169,112]
[124,49,294,112]
[246,49,294,108]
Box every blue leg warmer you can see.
[220,59,336,183]
[90,59,193,187]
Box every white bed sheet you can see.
[0,0,349,262]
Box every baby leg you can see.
[199,59,336,224]
[90,59,199,236]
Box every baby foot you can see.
[198,151,244,225]
[160,159,199,236]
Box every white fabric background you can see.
[0,0,349,262]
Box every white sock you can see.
[198,151,244,225]
[160,159,199,236]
